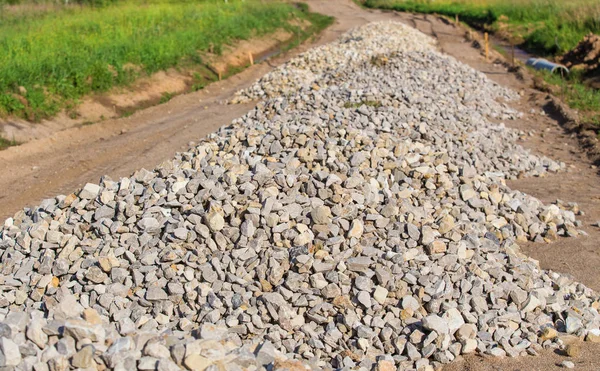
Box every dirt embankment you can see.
[0,29,298,144]
[561,32,600,88]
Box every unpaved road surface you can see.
[1,1,600,369]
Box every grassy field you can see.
[362,0,600,56]
[0,0,331,122]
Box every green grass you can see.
[362,0,600,56]
[0,136,18,150]
[159,92,175,104]
[538,70,600,126]
[0,0,331,121]
[281,2,334,52]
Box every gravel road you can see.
[1,14,600,371]
[1,1,600,370]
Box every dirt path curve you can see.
[1,2,600,369]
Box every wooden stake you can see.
[455,14,459,25]
[248,52,254,66]
[511,43,515,67]
[484,32,489,61]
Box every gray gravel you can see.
[0,21,597,371]
[232,22,436,103]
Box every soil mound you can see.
[561,33,600,73]
[561,33,600,88]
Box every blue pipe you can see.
[526,58,569,75]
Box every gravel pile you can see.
[1,22,599,371]
[231,22,436,103]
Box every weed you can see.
[0,135,19,151]
[344,100,382,108]
[191,83,206,92]
[371,55,390,66]
[159,92,175,104]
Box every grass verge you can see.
[536,71,600,127]
[113,2,333,121]
[0,0,332,122]
[281,3,334,52]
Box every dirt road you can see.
[1,1,600,369]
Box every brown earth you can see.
[561,33,600,71]
[560,32,600,89]
[207,29,295,76]
[1,1,600,370]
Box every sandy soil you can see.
[1,1,599,369]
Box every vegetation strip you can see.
[0,0,332,122]
[537,70,600,127]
